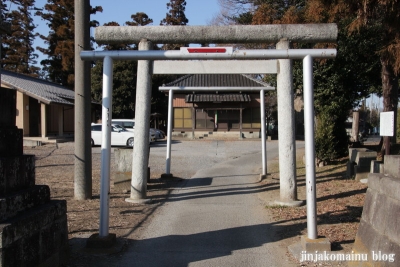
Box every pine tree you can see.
[1,0,40,75]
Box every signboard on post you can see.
[380,111,394,136]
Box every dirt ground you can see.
[258,139,393,266]
[24,141,372,266]
[24,142,184,266]
[258,151,368,267]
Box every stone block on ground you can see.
[0,128,23,157]
[86,233,116,249]
[352,164,400,266]
[0,200,68,267]
[384,198,400,245]
[367,173,384,190]
[380,176,400,202]
[113,148,150,192]
[349,148,368,163]
[354,165,371,181]
[0,155,35,196]
[370,160,384,174]
[384,155,400,179]
[113,167,150,192]
[355,151,377,167]
[350,220,381,267]
[347,160,355,178]
[0,89,16,128]
[360,188,377,225]
[300,235,331,252]
[0,185,50,221]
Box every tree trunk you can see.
[380,56,399,156]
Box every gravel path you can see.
[116,139,297,267]
[147,139,279,179]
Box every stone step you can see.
[0,128,23,157]
[0,200,68,267]
[0,185,50,222]
[0,155,35,196]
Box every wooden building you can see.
[1,70,97,139]
[160,74,273,139]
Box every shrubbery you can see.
[315,110,349,165]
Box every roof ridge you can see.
[163,73,273,88]
[1,69,75,105]
[1,69,74,91]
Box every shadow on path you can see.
[125,223,289,267]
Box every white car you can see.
[91,124,134,147]
[112,119,135,130]
[111,119,155,142]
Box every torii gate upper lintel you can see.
[94,24,338,45]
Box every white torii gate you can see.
[81,46,336,244]
[80,23,338,252]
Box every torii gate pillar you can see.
[126,40,153,204]
[275,39,303,207]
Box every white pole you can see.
[99,56,113,237]
[303,55,317,239]
[166,89,174,174]
[81,49,337,61]
[260,90,267,177]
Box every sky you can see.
[25,0,221,64]
[32,0,221,52]
[92,0,220,27]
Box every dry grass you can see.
[263,150,368,266]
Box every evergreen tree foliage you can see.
[1,0,40,75]
[126,12,153,26]
[160,0,188,50]
[91,58,138,119]
[160,0,188,26]
[315,109,347,163]
[91,14,170,119]
[91,20,137,119]
[35,0,101,88]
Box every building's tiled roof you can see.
[185,94,251,103]
[164,74,270,88]
[1,69,75,105]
